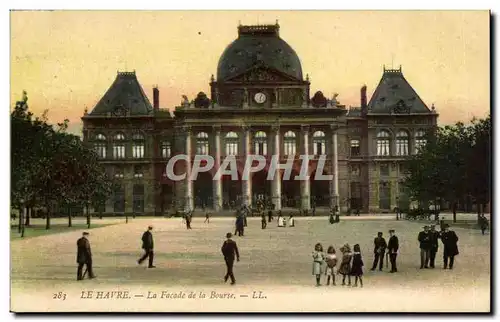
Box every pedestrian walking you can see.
[312,243,325,286]
[351,244,364,287]
[221,232,240,285]
[138,225,155,268]
[204,212,210,224]
[387,229,399,273]
[261,214,267,229]
[76,232,95,280]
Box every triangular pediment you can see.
[224,65,302,83]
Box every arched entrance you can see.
[252,170,271,205]
[160,184,174,214]
[222,172,242,210]
[281,169,300,208]
[310,170,330,207]
[193,172,213,209]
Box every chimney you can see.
[153,86,159,110]
[360,85,367,109]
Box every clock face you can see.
[254,92,266,104]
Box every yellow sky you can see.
[10,11,489,134]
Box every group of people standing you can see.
[418,224,459,269]
[370,230,400,273]
[312,242,364,287]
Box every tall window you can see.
[395,130,409,156]
[133,184,145,214]
[414,130,427,153]
[283,131,296,156]
[254,131,267,155]
[312,131,326,156]
[94,133,107,158]
[350,164,360,176]
[225,132,239,156]
[161,141,171,158]
[380,163,390,176]
[350,139,360,156]
[376,130,391,156]
[196,132,209,155]
[132,133,145,159]
[113,133,126,159]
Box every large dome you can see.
[216,24,303,81]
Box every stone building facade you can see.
[82,23,438,215]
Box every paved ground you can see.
[10,216,490,312]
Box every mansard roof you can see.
[367,66,432,115]
[89,71,153,116]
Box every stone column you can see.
[330,125,340,209]
[300,125,311,211]
[243,88,249,109]
[241,125,252,207]
[212,125,222,211]
[184,126,194,212]
[271,125,282,210]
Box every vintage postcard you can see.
[10,10,491,313]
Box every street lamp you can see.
[396,196,400,221]
[19,198,25,237]
[86,200,91,229]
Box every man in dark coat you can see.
[429,224,440,268]
[479,214,489,235]
[267,210,273,223]
[221,232,240,285]
[76,232,95,280]
[371,232,387,271]
[441,224,459,269]
[387,229,399,273]
[138,226,155,268]
[418,225,431,269]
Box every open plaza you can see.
[10,214,490,312]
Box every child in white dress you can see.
[325,246,338,286]
[312,243,325,286]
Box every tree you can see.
[11,91,114,233]
[404,116,491,223]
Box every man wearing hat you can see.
[418,225,431,269]
[371,232,387,271]
[429,224,440,268]
[387,229,399,273]
[221,232,240,285]
[76,232,95,280]
[441,224,459,269]
[138,226,155,268]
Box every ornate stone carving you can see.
[330,124,339,132]
[301,125,310,134]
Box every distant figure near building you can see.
[479,214,489,235]
[186,212,192,230]
[441,224,459,269]
[418,225,431,269]
[289,215,295,227]
[221,232,240,285]
[261,214,267,229]
[267,210,273,223]
[387,229,399,273]
[76,232,95,280]
[138,226,155,268]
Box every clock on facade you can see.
[254,92,266,104]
